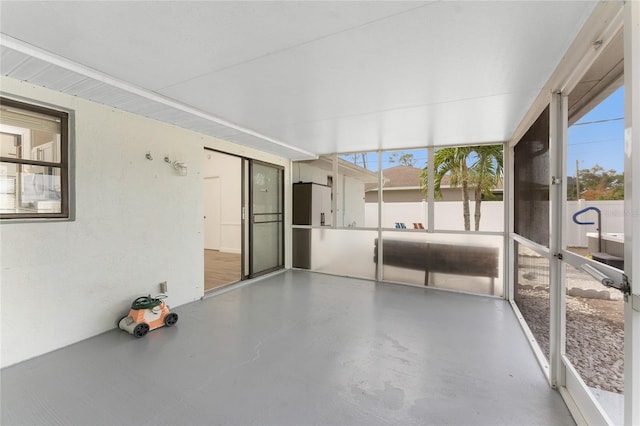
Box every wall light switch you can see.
[159,281,168,293]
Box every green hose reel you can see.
[130,295,166,310]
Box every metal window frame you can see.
[297,146,506,297]
[0,96,69,219]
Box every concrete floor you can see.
[1,270,574,426]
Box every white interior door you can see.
[204,177,221,250]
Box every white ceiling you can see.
[0,1,597,159]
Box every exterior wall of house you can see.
[293,162,332,186]
[437,188,479,202]
[0,77,289,367]
[381,189,426,203]
[337,174,366,227]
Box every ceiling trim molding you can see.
[0,33,318,161]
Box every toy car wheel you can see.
[133,323,150,338]
[164,312,178,327]
[117,315,129,328]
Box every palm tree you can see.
[469,145,503,231]
[420,145,503,231]
[421,146,474,230]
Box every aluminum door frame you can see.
[248,159,284,278]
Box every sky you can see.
[341,85,625,174]
[567,85,624,175]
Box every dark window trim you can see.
[0,96,69,219]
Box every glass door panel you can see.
[250,161,284,277]
[566,265,624,389]
[566,86,624,266]
[562,83,625,424]
[252,221,283,275]
[560,251,625,424]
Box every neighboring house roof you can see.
[365,165,503,192]
[383,165,422,188]
[365,165,421,192]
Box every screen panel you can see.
[514,106,550,247]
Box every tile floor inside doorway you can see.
[204,249,241,291]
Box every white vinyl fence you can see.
[364,200,624,247]
[565,200,624,247]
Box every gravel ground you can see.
[515,246,624,393]
[515,257,624,394]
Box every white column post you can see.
[377,151,383,281]
[624,1,640,424]
[505,141,513,301]
[331,154,338,227]
[549,92,567,389]
[427,147,435,232]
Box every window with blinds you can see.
[0,97,69,219]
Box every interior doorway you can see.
[203,150,242,291]
[203,150,286,291]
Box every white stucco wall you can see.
[0,77,289,367]
[338,174,366,227]
[293,162,330,185]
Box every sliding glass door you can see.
[249,161,284,277]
